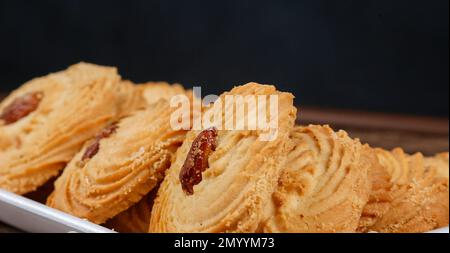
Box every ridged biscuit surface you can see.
[264,125,370,233]
[150,83,296,233]
[360,148,449,233]
[357,145,392,232]
[47,100,187,224]
[139,82,189,106]
[0,63,143,194]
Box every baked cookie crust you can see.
[0,63,144,195]
[149,83,297,233]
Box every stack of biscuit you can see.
[0,63,448,233]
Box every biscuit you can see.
[424,152,449,180]
[360,148,449,233]
[264,125,370,233]
[149,83,297,233]
[357,146,393,232]
[105,190,156,233]
[139,82,189,106]
[119,80,148,116]
[0,63,144,195]
[47,100,187,224]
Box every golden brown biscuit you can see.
[360,148,449,233]
[264,125,370,233]
[150,83,297,233]
[0,63,144,195]
[424,152,449,180]
[119,80,147,116]
[47,100,187,224]
[105,190,156,233]
[139,82,189,105]
[357,145,393,232]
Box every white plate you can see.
[0,189,448,233]
[427,227,449,233]
[0,189,114,233]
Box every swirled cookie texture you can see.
[118,80,147,116]
[264,125,370,233]
[0,63,143,195]
[47,100,187,224]
[357,145,393,232]
[139,82,189,105]
[150,83,297,233]
[424,152,449,180]
[360,148,449,233]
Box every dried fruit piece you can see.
[81,123,118,161]
[180,127,218,195]
[82,142,100,162]
[0,91,43,125]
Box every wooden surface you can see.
[297,106,449,156]
[1,93,449,232]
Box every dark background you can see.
[0,0,448,116]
